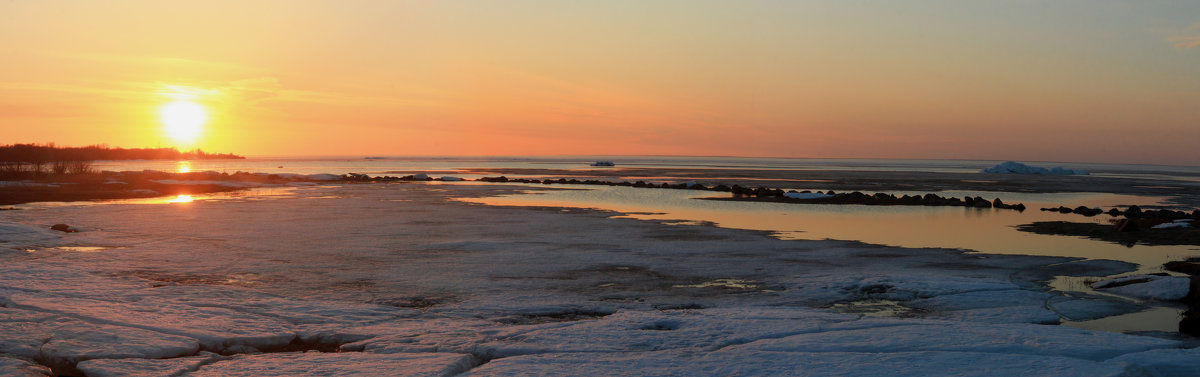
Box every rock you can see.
[50,224,76,233]
[1181,307,1200,336]
[973,197,991,208]
[1165,261,1200,275]
[1125,205,1143,218]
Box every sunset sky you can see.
[2,1,1198,165]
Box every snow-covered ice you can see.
[0,182,1195,375]
[1151,221,1191,229]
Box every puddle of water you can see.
[459,184,1199,269]
[1063,306,1184,333]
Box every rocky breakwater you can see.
[1020,204,1200,247]
[718,189,1027,211]
[473,176,1026,211]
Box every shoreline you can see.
[0,171,333,206]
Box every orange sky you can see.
[2,1,1198,165]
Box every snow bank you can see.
[982,161,1089,175]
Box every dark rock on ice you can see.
[50,224,76,233]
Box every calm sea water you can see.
[92,156,1200,182]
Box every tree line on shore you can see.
[0,143,244,179]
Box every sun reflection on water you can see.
[176,161,192,173]
[167,195,195,203]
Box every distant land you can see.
[0,143,244,162]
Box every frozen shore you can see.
[1,183,1199,376]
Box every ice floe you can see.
[1091,275,1192,301]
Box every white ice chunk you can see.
[412,173,430,180]
[1151,222,1191,229]
[1091,275,1191,301]
[784,192,833,199]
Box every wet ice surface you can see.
[1,183,1198,375]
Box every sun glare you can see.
[167,194,195,204]
[160,101,208,144]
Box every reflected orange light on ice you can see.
[176,161,192,173]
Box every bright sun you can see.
[160,100,208,143]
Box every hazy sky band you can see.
[1,1,1197,165]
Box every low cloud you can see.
[1169,22,1200,50]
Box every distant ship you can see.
[590,161,615,167]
